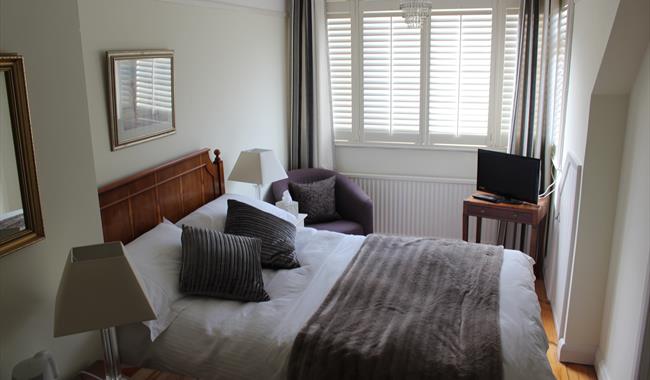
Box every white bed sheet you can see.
[120,228,553,380]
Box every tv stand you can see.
[463,192,549,276]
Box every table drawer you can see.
[465,204,534,224]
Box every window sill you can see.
[334,142,507,153]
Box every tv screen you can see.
[477,149,541,204]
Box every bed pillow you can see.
[289,176,340,224]
[179,226,270,302]
[176,193,296,231]
[224,199,300,269]
[124,219,184,341]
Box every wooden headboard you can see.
[98,148,225,244]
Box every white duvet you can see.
[119,228,553,380]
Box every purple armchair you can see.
[271,169,373,235]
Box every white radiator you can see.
[345,173,498,244]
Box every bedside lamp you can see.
[54,242,156,380]
[228,149,288,200]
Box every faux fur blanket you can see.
[288,234,504,380]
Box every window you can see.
[326,0,520,148]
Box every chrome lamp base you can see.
[100,327,126,380]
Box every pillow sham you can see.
[179,226,270,302]
[176,193,296,231]
[289,176,340,224]
[224,199,300,269]
[124,219,184,341]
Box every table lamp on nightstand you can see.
[54,242,156,380]
[228,148,288,200]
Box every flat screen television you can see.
[477,149,541,204]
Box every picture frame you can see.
[106,50,175,150]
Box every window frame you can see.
[327,0,520,150]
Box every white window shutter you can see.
[363,16,421,142]
[323,1,527,149]
[499,8,519,142]
[429,11,493,141]
[327,17,353,140]
[550,1,570,163]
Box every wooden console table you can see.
[462,192,550,264]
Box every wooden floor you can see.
[536,279,598,380]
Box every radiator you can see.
[345,173,498,244]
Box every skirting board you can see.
[595,352,612,380]
[557,338,597,365]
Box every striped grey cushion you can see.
[179,225,269,302]
[224,199,300,269]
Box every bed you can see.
[99,148,553,380]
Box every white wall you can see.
[336,145,478,179]
[78,0,289,198]
[0,0,105,378]
[597,44,650,380]
[544,0,619,362]
[546,0,650,365]
[561,93,628,361]
[560,0,619,164]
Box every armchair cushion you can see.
[288,176,340,224]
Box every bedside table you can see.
[463,192,549,268]
[295,213,307,228]
[77,360,195,380]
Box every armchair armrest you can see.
[335,175,373,235]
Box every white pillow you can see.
[125,219,184,341]
[176,193,297,231]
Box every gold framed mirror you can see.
[0,54,44,257]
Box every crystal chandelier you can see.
[400,0,432,29]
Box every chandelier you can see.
[400,0,432,29]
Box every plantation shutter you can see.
[549,0,570,164]
[429,10,492,143]
[499,8,520,143]
[327,17,353,141]
[363,15,421,143]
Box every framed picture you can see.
[106,50,175,150]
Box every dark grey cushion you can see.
[179,225,269,302]
[289,176,340,224]
[224,199,300,269]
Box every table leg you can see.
[476,217,482,243]
[462,213,469,241]
[530,224,539,263]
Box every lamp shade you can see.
[228,149,288,185]
[54,242,156,337]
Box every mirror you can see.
[0,54,44,257]
[107,50,175,150]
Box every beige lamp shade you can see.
[54,242,156,337]
[228,149,288,185]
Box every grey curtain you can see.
[498,0,553,250]
[290,0,334,170]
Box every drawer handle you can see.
[512,213,518,218]
[480,209,485,214]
